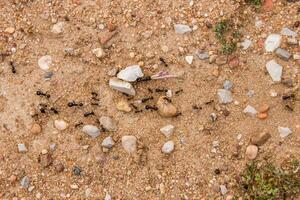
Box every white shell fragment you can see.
[117,65,143,82]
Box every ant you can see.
[38,103,47,113]
[84,111,94,117]
[141,96,153,103]
[155,88,168,93]
[192,105,202,110]
[204,100,214,105]
[282,94,295,100]
[36,90,50,98]
[163,97,172,103]
[75,122,83,128]
[145,105,158,111]
[50,107,59,114]
[68,101,83,107]
[136,76,151,82]
[9,61,16,74]
[159,57,168,67]
[175,89,183,95]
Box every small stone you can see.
[257,112,268,119]
[55,163,64,172]
[245,145,258,160]
[51,22,64,34]
[157,96,178,117]
[117,65,143,82]
[223,80,233,90]
[101,136,115,149]
[197,50,209,60]
[44,72,54,80]
[122,135,137,153]
[220,185,228,195]
[251,132,271,146]
[116,99,132,112]
[287,38,298,45]
[54,119,68,131]
[73,166,82,176]
[212,140,220,148]
[30,123,42,135]
[185,55,193,64]
[241,39,252,50]
[265,34,281,52]
[162,141,175,154]
[217,89,233,104]
[209,54,217,64]
[258,104,270,113]
[161,45,169,53]
[160,125,175,137]
[50,143,56,151]
[5,27,15,34]
[18,144,27,153]
[38,55,52,71]
[109,78,136,96]
[107,68,118,76]
[104,194,112,200]
[99,116,118,132]
[20,176,30,189]
[247,90,255,98]
[215,56,227,65]
[166,90,172,98]
[38,153,53,168]
[275,48,291,61]
[293,52,300,60]
[71,184,79,190]
[266,60,282,82]
[281,27,297,37]
[8,175,17,183]
[82,125,100,138]
[243,105,257,117]
[278,127,292,138]
[174,24,192,34]
[92,47,105,58]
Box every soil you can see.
[0,0,299,199]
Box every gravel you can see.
[162,141,175,154]
[174,24,192,34]
[266,60,282,82]
[122,135,137,153]
[101,136,115,149]
[264,34,281,52]
[82,125,100,138]
[99,116,118,132]
[217,89,233,104]
[160,124,175,137]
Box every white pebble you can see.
[117,65,143,82]
[101,136,115,149]
[278,127,292,138]
[18,143,27,153]
[162,141,175,154]
[82,125,100,138]
[160,125,175,137]
[54,119,68,131]
[38,55,52,71]
[122,135,137,153]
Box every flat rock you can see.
[51,22,64,34]
[82,125,100,138]
[38,55,52,71]
[281,27,297,37]
[117,65,143,82]
[162,141,175,154]
[265,34,281,52]
[101,136,115,149]
[174,24,192,34]
[223,80,233,90]
[160,125,175,137]
[54,119,68,131]
[99,116,117,132]
[243,105,257,117]
[275,48,291,61]
[245,145,258,160]
[197,50,209,60]
[109,78,136,96]
[278,127,292,138]
[217,89,233,104]
[18,144,27,153]
[266,60,282,82]
[185,56,193,64]
[251,132,271,146]
[122,135,137,153]
[241,39,252,50]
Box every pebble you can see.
[223,80,233,90]
[217,89,233,104]
[8,175,17,183]
[287,38,298,45]
[92,47,105,58]
[243,105,257,117]
[275,48,291,61]
[5,27,15,34]
[220,185,228,195]
[99,116,118,132]
[55,163,64,172]
[293,52,300,60]
[71,184,79,190]
[30,123,42,135]
[215,56,227,65]
[241,39,252,50]
[117,65,143,82]
[122,135,137,153]
[247,90,255,98]
[38,55,52,71]
[278,127,292,138]
[245,145,258,160]
[174,24,192,34]
[157,96,178,117]
[264,34,281,52]
[281,27,297,37]
[116,99,132,112]
[209,54,217,64]
[266,60,282,82]
[51,22,64,34]
[197,50,209,60]
[251,132,271,146]
[82,125,100,138]
[160,125,175,137]
[104,194,112,200]
[73,166,82,176]
[162,141,175,154]
[257,112,268,119]
[107,68,118,76]
[44,71,54,80]
[18,144,27,153]
[101,136,115,149]
[54,119,68,131]
[258,104,270,113]
[185,55,193,64]
[20,176,30,189]
[38,153,53,168]
[109,78,136,96]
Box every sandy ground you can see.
[0,0,300,199]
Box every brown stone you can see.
[30,123,42,135]
[55,163,65,172]
[38,153,53,168]
[228,57,239,68]
[107,22,117,31]
[245,145,258,160]
[258,104,270,113]
[215,56,227,66]
[100,31,117,45]
[257,112,268,119]
[8,175,17,183]
[157,96,178,118]
[251,132,271,146]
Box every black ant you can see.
[84,111,94,117]
[91,102,99,106]
[175,89,183,95]
[163,97,172,103]
[148,88,153,93]
[38,104,47,113]
[205,100,214,105]
[50,107,59,114]
[9,61,16,74]
[155,88,168,93]
[75,122,83,128]
[192,105,202,110]
[141,96,153,103]
[36,90,50,98]
[68,101,83,107]
[159,57,168,67]
[145,105,158,111]
[136,76,151,82]
[282,94,295,100]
